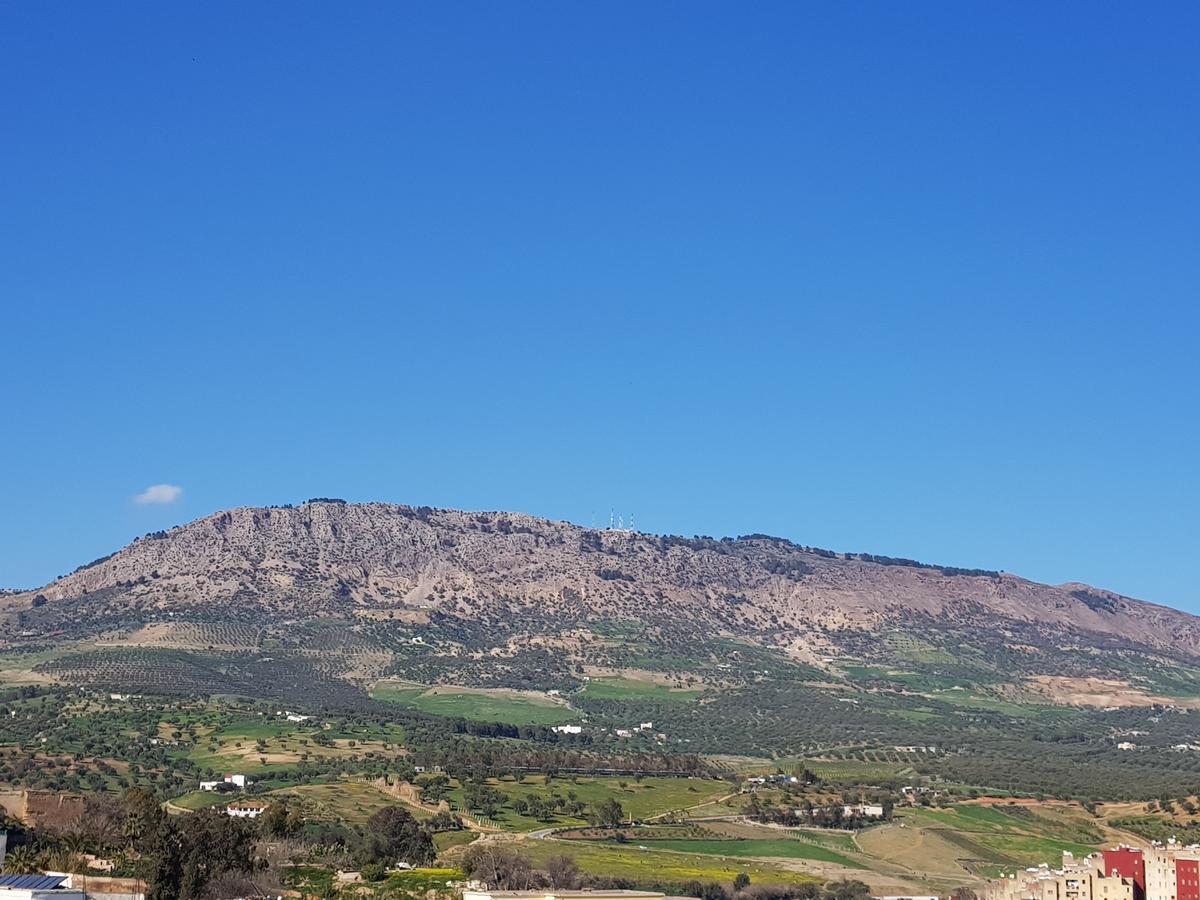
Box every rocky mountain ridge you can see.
[4,501,1196,670]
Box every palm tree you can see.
[42,848,86,875]
[57,832,89,856]
[121,814,144,849]
[3,846,44,875]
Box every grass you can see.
[850,803,1104,889]
[914,805,1016,830]
[855,822,977,882]
[375,868,462,893]
[686,800,747,818]
[699,820,861,855]
[622,839,865,869]
[779,829,861,855]
[800,759,911,781]
[370,681,577,725]
[567,822,865,868]
[447,775,731,831]
[169,790,232,811]
[183,716,406,775]
[267,781,424,825]
[433,830,478,852]
[0,644,88,672]
[980,834,1097,860]
[289,866,462,897]
[525,839,820,885]
[925,691,1052,718]
[209,716,293,741]
[578,676,703,702]
[895,804,1102,869]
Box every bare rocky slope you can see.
[3,500,1197,672]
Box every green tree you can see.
[143,808,256,900]
[588,798,625,827]
[359,806,434,867]
[360,863,387,882]
[260,800,300,838]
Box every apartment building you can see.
[987,844,1200,900]
[984,861,1132,900]
[1101,843,1200,900]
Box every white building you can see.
[201,773,249,791]
[552,725,583,735]
[225,801,268,819]
[843,804,886,818]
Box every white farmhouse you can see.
[201,773,250,791]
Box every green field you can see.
[168,790,233,811]
[621,838,865,868]
[208,716,294,740]
[266,781,426,825]
[578,676,703,702]
[180,714,407,776]
[370,681,577,725]
[524,839,820,885]
[979,833,1098,860]
[800,759,912,781]
[896,804,1101,869]
[433,830,478,852]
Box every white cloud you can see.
[134,484,183,505]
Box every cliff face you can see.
[4,501,1196,665]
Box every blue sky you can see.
[2,3,1197,612]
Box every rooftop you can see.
[0,876,67,891]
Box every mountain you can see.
[3,500,1197,691]
[6,500,1200,796]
